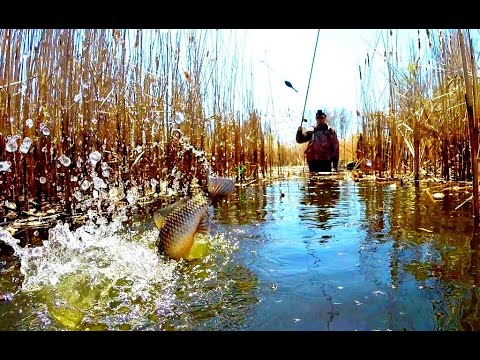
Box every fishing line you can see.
[300,29,321,127]
[260,59,285,82]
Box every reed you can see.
[5,29,480,224]
[0,29,307,222]
[357,29,479,186]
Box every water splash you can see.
[25,118,34,128]
[6,135,19,153]
[58,155,71,167]
[20,137,32,154]
[0,137,249,330]
[0,212,242,330]
[0,161,12,172]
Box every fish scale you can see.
[155,177,235,260]
[158,193,209,260]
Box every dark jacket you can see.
[296,123,340,162]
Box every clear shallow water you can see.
[1,174,479,330]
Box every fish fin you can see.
[207,176,235,200]
[153,197,189,229]
[196,213,209,235]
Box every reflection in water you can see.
[458,220,480,331]
[356,181,477,330]
[299,176,341,228]
[213,184,268,225]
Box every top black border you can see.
[3,1,478,29]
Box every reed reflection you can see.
[458,219,480,330]
[213,184,268,225]
[298,176,340,229]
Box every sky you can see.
[239,29,421,143]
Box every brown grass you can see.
[0,29,308,220]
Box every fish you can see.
[154,176,235,260]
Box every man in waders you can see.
[296,109,340,173]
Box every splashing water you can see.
[20,137,32,154]
[0,161,12,172]
[5,136,19,153]
[0,209,240,330]
[58,155,71,167]
[89,151,101,166]
[25,118,34,128]
[0,139,244,330]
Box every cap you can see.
[316,110,326,118]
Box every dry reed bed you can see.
[357,29,479,183]
[2,29,480,224]
[0,29,299,221]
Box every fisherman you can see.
[296,109,340,173]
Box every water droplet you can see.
[42,127,50,136]
[175,113,184,124]
[102,169,110,177]
[89,151,102,165]
[33,230,39,236]
[93,176,107,190]
[42,146,47,152]
[0,161,12,172]
[70,175,78,182]
[74,93,82,102]
[8,116,14,123]
[91,118,97,124]
[58,155,71,167]
[20,137,32,154]
[73,191,84,201]
[39,177,46,184]
[25,118,34,128]
[135,145,142,154]
[6,137,18,152]
[81,180,90,191]
[0,230,9,240]
[126,187,139,205]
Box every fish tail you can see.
[207,176,235,200]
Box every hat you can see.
[316,109,326,118]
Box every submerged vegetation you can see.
[0,29,480,223]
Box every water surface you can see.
[0,174,478,331]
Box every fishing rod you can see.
[298,29,321,127]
